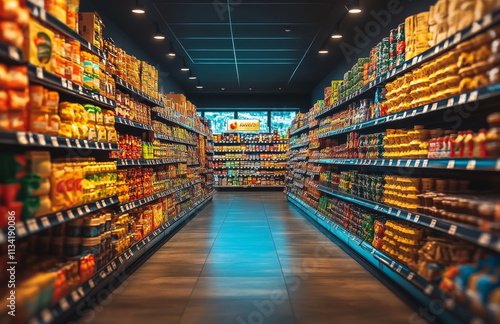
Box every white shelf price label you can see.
[89,279,95,289]
[431,102,438,110]
[396,266,402,273]
[84,141,89,149]
[422,160,429,168]
[407,213,412,220]
[65,138,72,147]
[407,272,415,281]
[26,219,39,232]
[396,160,401,167]
[396,210,401,217]
[16,132,28,145]
[414,160,421,168]
[8,46,20,60]
[75,140,82,148]
[448,225,457,235]
[478,233,492,246]
[447,160,455,169]
[71,291,80,302]
[36,67,44,79]
[423,105,429,113]
[390,261,395,268]
[371,248,376,255]
[389,159,393,166]
[466,160,476,170]
[468,90,478,102]
[424,285,434,295]
[84,205,91,213]
[41,217,50,228]
[458,94,467,104]
[447,98,454,107]
[414,215,420,222]
[56,212,64,222]
[388,208,392,214]
[96,201,102,209]
[430,219,437,228]
[67,210,75,219]
[37,134,46,146]
[60,297,70,311]
[15,222,27,236]
[76,207,83,216]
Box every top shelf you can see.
[114,77,163,108]
[313,9,500,120]
[290,124,309,136]
[153,112,207,137]
[214,140,288,145]
[27,2,104,59]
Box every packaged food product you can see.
[23,20,55,72]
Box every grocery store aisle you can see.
[83,192,417,324]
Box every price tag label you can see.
[41,217,50,228]
[89,279,95,289]
[447,98,454,107]
[414,160,421,168]
[402,111,407,119]
[423,105,429,113]
[407,213,412,220]
[448,225,457,235]
[471,22,481,33]
[61,78,67,88]
[434,46,440,54]
[84,141,89,149]
[56,212,64,222]
[16,222,27,236]
[414,215,420,222]
[96,201,102,209]
[71,291,80,302]
[407,272,414,281]
[430,219,437,228]
[396,160,401,167]
[389,159,393,166]
[396,266,402,273]
[468,90,478,102]
[78,85,83,94]
[422,160,429,168]
[388,208,392,214]
[478,233,492,245]
[371,248,376,255]
[447,160,455,169]
[458,94,467,104]
[466,160,476,170]
[37,134,46,146]
[67,210,75,219]
[36,67,44,79]
[76,207,83,216]
[100,271,107,278]
[390,261,395,268]
[16,132,28,145]
[431,102,438,110]
[418,56,423,63]
[119,256,124,264]
[76,140,82,148]
[412,57,418,65]
[8,46,20,61]
[396,210,401,217]
[65,138,71,147]
[26,219,39,232]
[60,297,70,311]
[424,285,433,295]
[84,204,91,213]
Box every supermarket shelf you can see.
[27,2,105,58]
[0,196,119,244]
[318,83,500,139]
[293,182,304,189]
[290,142,309,149]
[214,140,288,145]
[214,150,287,153]
[215,185,285,188]
[214,166,286,170]
[314,158,500,172]
[215,174,285,178]
[316,185,500,252]
[114,117,153,131]
[213,158,287,161]
[153,112,207,136]
[201,170,214,174]
[0,41,22,63]
[287,193,479,324]
[116,158,187,167]
[289,156,308,162]
[27,64,116,108]
[290,124,309,136]
[0,130,118,151]
[206,150,214,154]
[29,192,214,324]
[313,9,500,120]
[294,169,307,175]
[306,171,320,177]
[175,195,192,205]
[154,133,197,146]
[188,162,200,166]
[118,179,202,213]
[114,77,163,107]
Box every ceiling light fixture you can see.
[132,0,145,14]
[181,60,189,72]
[188,72,196,80]
[153,24,165,40]
[196,81,203,89]
[345,0,361,14]
[331,23,342,39]
[318,40,329,54]
[285,27,291,32]
[167,42,176,57]
[249,87,252,91]
[221,87,225,91]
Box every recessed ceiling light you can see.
[318,49,328,54]
[249,87,252,91]
[345,0,361,14]
[132,0,145,14]
[279,88,282,90]
[181,59,190,71]
[221,87,225,90]
[153,24,165,40]
[189,73,197,80]
[285,27,291,32]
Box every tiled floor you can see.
[83,192,417,324]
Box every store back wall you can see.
[310,0,434,105]
[190,93,311,113]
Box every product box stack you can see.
[79,11,103,50]
[140,61,158,99]
[405,12,430,60]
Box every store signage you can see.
[227,119,260,131]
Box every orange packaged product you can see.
[29,107,60,135]
[0,21,22,49]
[9,89,29,110]
[0,63,7,88]
[8,66,28,90]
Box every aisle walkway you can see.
[84,192,417,324]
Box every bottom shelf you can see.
[215,185,285,189]
[30,192,215,324]
[286,193,480,324]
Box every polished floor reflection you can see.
[84,192,416,324]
